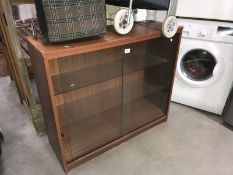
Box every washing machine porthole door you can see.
[177,43,225,88]
[181,49,216,81]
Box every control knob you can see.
[199,31,208,38]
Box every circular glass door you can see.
[181,49,216,81]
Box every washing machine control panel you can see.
[181,23,215,39]
[178,19,233,44]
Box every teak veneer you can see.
[27,22,182,172]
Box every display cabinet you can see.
[27,22,182,172]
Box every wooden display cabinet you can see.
[27,23,182,172]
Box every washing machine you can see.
[171,18,233,115]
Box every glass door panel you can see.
[122,35,180,134]
[51,47,123,95]
[55,46,124,162]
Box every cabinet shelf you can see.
[51,54,167,95]
[52,59,123,95]
[124,54,168,74]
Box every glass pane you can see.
[51,48,123,95]
[54,47,124,162]
[122,35,180,134]
[181,49,216,81]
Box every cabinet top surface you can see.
[26,22,182,60]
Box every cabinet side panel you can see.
[165,32,182,114]
[28,45,64,166]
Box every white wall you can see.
[176,0,233,21]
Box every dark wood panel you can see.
[165,33,182,115]
[28,44,65,168]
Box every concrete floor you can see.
[1,76,233,175]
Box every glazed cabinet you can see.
[27,23,182,172]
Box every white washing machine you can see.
[171,18,233,114]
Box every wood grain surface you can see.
[27,22,183,172]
